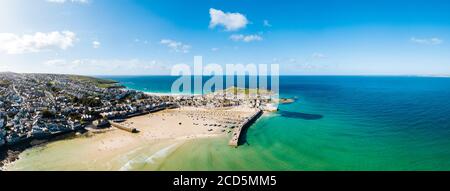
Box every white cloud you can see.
[211,47,219,52]
[92,41,101,49]
[311,52,327,59]
[263,20,272,27]
[160,39,191,53]
[44,59,68,67]
[230,34,263,42]
[43,58,171,74]
[0,63,10,71]
[0,31,77,54]
[209,8,248,31]
[411,37,443,45]
[46,0,89,4]
[134,39,148,44]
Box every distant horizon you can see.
[2,71,450,78]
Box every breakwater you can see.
[228,109,263,147]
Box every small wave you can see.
[119,159,137,171]
[119,143,179,171]
[144,143,179,164]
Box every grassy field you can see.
[0,80,11,87]
[70,75,124,89]
[223,86,273,95]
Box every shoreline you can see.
[1,133,73,170]
[143,92,201,96]
[3,106,258,171]
[125,88,201,96]
[0,130,84,170]
[0,73,273,170]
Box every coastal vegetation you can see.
[0,80,11,88]
[223,86,273,96]
[41,110,55,119]
[70,75,124,89]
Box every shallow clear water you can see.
[11,76,450,170]
[110,76,450,170]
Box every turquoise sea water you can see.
[104,76,450,170]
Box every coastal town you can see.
[0,72,278,152]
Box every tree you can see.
[42,109,55,119]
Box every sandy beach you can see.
[4,106,257,171]
[119,106,256,140]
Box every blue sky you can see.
[1,0,450,75]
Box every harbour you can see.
[229,109,263,147]
[5,76,450,170]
